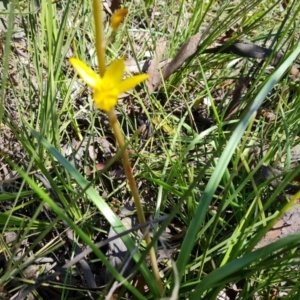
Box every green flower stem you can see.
[93,0,106,76]
[107,109,164,295]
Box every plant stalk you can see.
[107,109,164,295]
[93,0,106,76]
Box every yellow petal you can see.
[118,74,148,93]
[94,87,118,112]
[110,8,128,31]
[69,58,100,88]
[104,58,125,83]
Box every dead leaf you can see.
[104,217,135,283]
[151,32,203,92]
[146,38,168,93]
[125,57,148,74]
[255,204,300,249]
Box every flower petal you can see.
[94,87,118,112]
[110,8,128,31]
[69,58,100,88]
[104,58,125,83]
[117,74,149,93]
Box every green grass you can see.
[1,0,300,299]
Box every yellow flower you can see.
[110,8,128,31]
[69,57,148,112]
